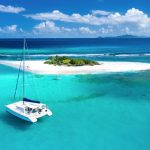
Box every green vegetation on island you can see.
[45,55,99,66]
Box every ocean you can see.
[0,38,150,150]
[0,38,150,62]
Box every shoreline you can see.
[0,60,150,74]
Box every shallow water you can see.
[0,65,150,150]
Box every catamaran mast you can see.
[23,38,25,100]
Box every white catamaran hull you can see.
[5,101,52,123]
[6,106,37,123]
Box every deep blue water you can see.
[0,38,150,49]
[0,38,150,62]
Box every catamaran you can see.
[5,39,52,123]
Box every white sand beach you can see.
[0,60,150,74]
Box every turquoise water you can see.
[1,38,150,149]
[0,65,150,150]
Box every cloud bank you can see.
[23,8,150,37]
[1,7,150,37]
[0,4,25,14]
[25,8,150,27]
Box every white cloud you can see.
[34,21,60,32]
[0,25,17,33]
[99,27,113,34]
[25,8,150,28]
[30,7,150,37]
[61,27,74,32]
[6,25,17,32]
[26,10,69,21]
[3,8,150,37]
[0,25,24,38]
[0,4,25,13]
[25,10,105,25]
[92,10,111,16]
[79,27,96,34]
[33,21,77,33]
[33,21,98,37]
[107,8,150,27]
[26,8,150,33]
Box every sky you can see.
[0,0,150,38]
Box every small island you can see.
[44,55,99,66]
[1,60,150,75]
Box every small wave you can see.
[144,54,150,56]
[0,54,12,57]
[1,53,150,58]
[8,54,105,57]
[113,54,140,57]
[30,53,150,57]
[41,53,150,57]
[112,53,150,57]
[29,54,105,57]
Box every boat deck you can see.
[6,101,52,120]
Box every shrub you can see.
[44,56,99,66]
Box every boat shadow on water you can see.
[0,112,33,131]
